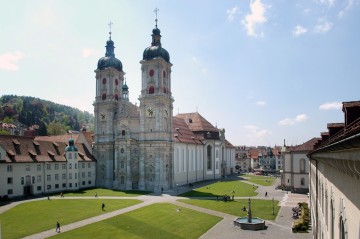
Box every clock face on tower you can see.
[100,113,106,120]
[147,107,154,117]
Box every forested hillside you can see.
[0,95,94,135]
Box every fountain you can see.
[234,198,266,230]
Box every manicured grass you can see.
[0,199,141,239]
[50,203,222,239]
[59,188,151,197]
[179,180,257,197]
[238,174,276,186]
[178,198,280,220]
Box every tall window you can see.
[207,145,212,170]
[300,158,305,173]
[148,86,154,94]
[300,178,305,186]
[7,165,13,172]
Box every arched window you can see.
[115,79,118,85]
[120,176,125,184]
[115,94,119,101]
[102,78,106,84]
[300,158,305,173]
[163,87,167,93]
[148,86,154,94]
[122,130,125,136]
[207,145,212,170]
[120,161,124,168]
[102,93,106,100]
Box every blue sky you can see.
[1,0,359,146]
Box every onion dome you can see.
[97,36,123,71]
[143,24,170,63]
[122,82,129,92]
[65,138,78,152]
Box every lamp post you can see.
[272,197,275,215]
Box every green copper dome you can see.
[143,27,170,63]
[65,139,78,152]
[122,83,129,91]
[97,38,123,71]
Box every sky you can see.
[1,0,359,147]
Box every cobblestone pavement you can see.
[0,176,311,239]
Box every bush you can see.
[292,202,310,233]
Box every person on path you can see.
[102,203,105,211]
[56,221,60,233]
[95,192,98,198]
[265,192,268,197]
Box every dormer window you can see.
[189,119,193,123]
[207,132,211,138]
[33,141,41,155]
[13,139,21,154]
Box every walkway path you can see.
[1,176,311,239]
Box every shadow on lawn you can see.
[62,187,152,196]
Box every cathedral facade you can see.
[93,19,235,192]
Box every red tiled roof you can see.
[291,137,321,152]
[249,149,259,159]
[0,135,95,163]
[172,117,202,144]
[175,112,218,132]
[35,134,80,143]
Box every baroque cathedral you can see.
[93,16,235,192]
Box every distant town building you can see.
[281,138,319,193]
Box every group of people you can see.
[292,205,300,219]
[217,194,234,202]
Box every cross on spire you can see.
[108,21,113,39]
[154,8,159,28]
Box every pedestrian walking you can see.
[102,203,105,211]
[95,192,98,198]
[56,221,60,233]
[265,192,268,197]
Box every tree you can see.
[47,122,66,135]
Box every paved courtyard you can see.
[0,177,312,239]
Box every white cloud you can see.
[256,100,266,106]
[242,0,267,37]
[244,124,272,142]
[82,48,96,58]
[319,101,342,110]
[314,20,333,33]
[317,0,336,7]
[227,7,241,22]
[0,51,25,71]
[338,0,355,18]
[278,114,309,126]
[293,25,308,36]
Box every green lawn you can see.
[178,198,280,220]
[238,174,276,186]
[0,199,141,239]
[50,203,222,239]
[179,180,257,197]
[59,188,151,197]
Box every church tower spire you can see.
[93,22,126,189]
[138,10,174,192]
